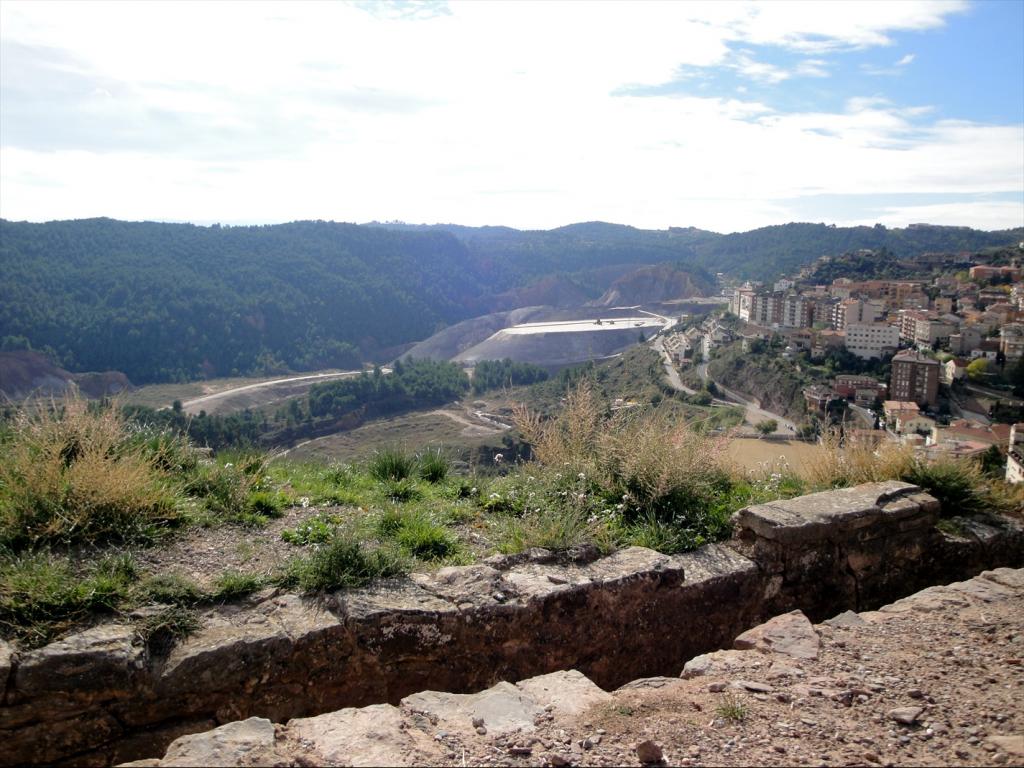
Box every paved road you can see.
[650,337,697,395]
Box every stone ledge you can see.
[1,482,1020,767]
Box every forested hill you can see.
[376,220,1023,281]
[688,222,1024,280]
[0,219,488,383]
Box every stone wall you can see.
[1,481,1020,766]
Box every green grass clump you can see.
[247,490,287,517]
[136,605,202,656]
[418,449,450,483]
[137,572,204,605]
[394,513,461,561]
[0,551,137,646]
[369,448,417,482]
[279,536,407,592]
[210,571,263,601]
[281,513,341,545]
[381,478,422,503]
[901,457,991,516]
[715,693,748,722]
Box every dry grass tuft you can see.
[800,429,915,489]
[0,398,180,548]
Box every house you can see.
[948,326,982,355]
[803,384,839,414]
[970,339,1001,361]
[883,400,919,430]
[896,412,935,436]
[941,358,968,384]
[1006,423,1024,484]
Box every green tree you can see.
[966,358,989,382]
[755,419,778,436]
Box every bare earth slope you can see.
[134,568,1024,767]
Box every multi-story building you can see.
[948,326,983,355]
[832,298,882,330]
[898,310,929,342]
[970,265,1021,281]
[845,322,900,360]
[889,351,940,407]
[913,318,956,349]
[780,293,813,328]
[1000,323,1024,360]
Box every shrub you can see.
[369,448,417,482]
[418,449,450,483]
[801,430,914,489]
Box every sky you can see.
[1,0,1022,233]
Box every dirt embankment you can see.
[709,352,809,424]
[0,351,131,400]
[590,264,713,308]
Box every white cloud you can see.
[896,53,916,66]
[0,0,1017,232]
[846,201,1024,230]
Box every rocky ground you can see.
[131,567,1024,768]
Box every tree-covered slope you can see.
[689,222,1023,280]
[0,219,486,383]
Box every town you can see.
[660,241,1024,482]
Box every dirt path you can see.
[431,407,513,437]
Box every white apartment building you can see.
[845,322,900,360]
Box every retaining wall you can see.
[1,481,1021,766]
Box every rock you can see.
[988,735,1024,756]
[908,689,924,699]
[733,680,773,693]
[508,746,533,756]
[158,717,280,767]
[888,707,925,725]
[548,755,572,767]
[472,717,485,728]
[708,682,727,693]
[734,610,820,660]
[824,610,868,628]
[636,740,664,764]
[0,639,13,699]
[288,704,436,766]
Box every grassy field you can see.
[282,409,509,465]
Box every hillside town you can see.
[663,244,1024,482]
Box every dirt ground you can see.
[726,438,821,474]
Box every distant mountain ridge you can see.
[2,217,1020,384]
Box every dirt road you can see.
[181,370,369,415]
